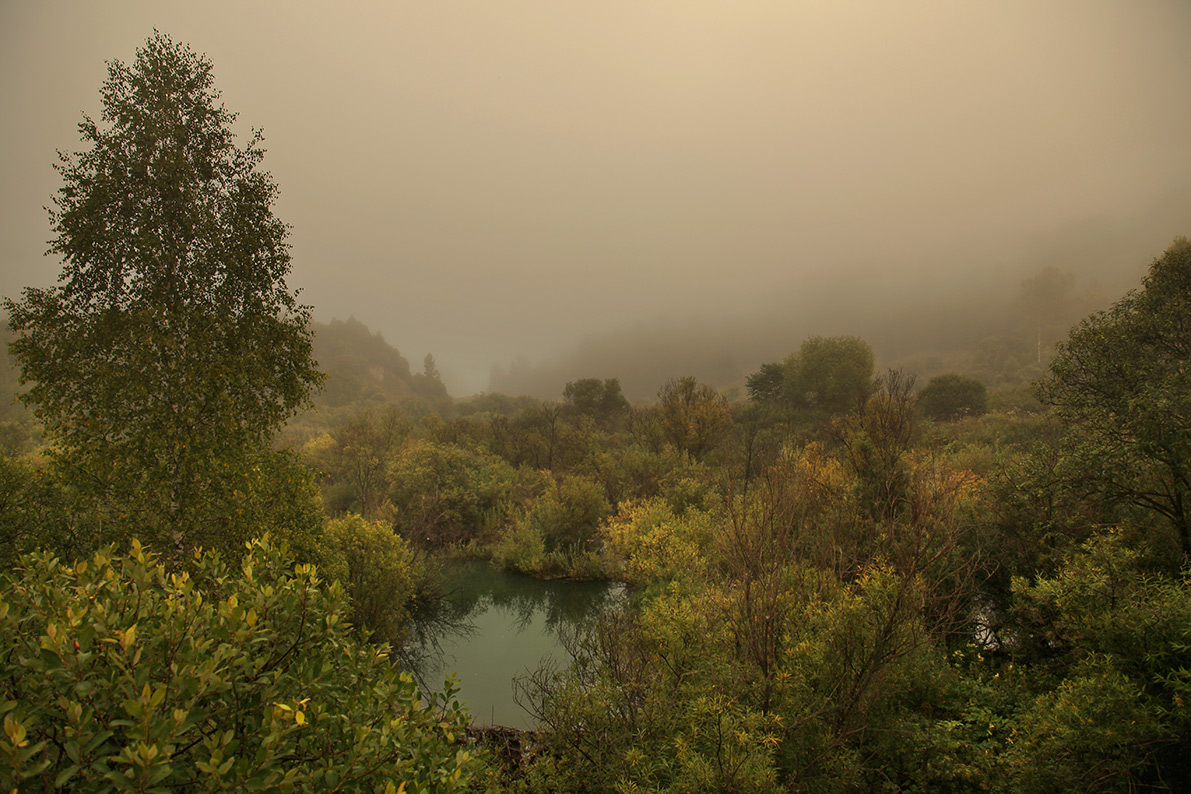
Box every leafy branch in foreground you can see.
[0,536,476,793]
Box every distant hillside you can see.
[312,317,448,408]
[0,316,449,452]
[1,315,445,410]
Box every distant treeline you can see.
[488,205,1188,401]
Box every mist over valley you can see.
[3,1,1189,396]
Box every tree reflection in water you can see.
[405,560,623,727]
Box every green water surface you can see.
[412,560,621,729]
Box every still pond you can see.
[410,560,624,729]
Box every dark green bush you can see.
[533,474,611,552]
[919,373,989,420]
[0,537,475,792]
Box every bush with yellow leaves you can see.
[599,498,714,585]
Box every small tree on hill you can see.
[3,33,323,558]
[783,335,875,414]
[658,376,732,460]
[745,362,785,404]
[919,373,988,420]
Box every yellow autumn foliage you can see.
[600,499,714,585]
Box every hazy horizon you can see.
[3,1,1189,395]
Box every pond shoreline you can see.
[441,544,615,584]
[466,725,541,782]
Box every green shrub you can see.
[1,449,324,569]
[321,514,421,646]
[388,440,515,547]
[1003,534,1191,790]
[783,335,875,414]
[491,475,612,577]
[0,537,476,792]
[531,474,610,552]
[1003,657,1166,794]
[0,455,87,564]
[919,373,989,420]
[491,520,547,575]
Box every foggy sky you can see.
[3,1,1190,395]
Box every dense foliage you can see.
[783,335,875,412]
[0,538,474,793]
[1037,237,1191,555]
[747,335,875,415]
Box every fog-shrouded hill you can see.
[0,317,450,443]
[311,317,448,409]
[488,200,1188,402]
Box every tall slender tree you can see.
[4,32,323,557]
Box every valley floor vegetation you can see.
[2,31,1190,794]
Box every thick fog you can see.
[2,1,1189,396]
